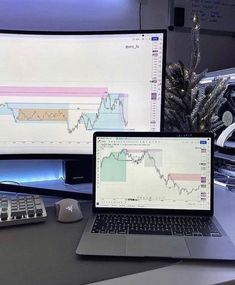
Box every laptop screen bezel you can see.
[93,132,214,216]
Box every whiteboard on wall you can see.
[172,0,235,33]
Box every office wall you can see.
[140,1,235,72]
[0,0,234,72]
[0,0,140,31]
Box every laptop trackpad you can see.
[126,236,190,258]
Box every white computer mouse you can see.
[55,198,83,223]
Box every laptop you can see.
[76,132,235,260]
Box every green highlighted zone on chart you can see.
[100,151,127,182]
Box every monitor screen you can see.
[0,30,166,157]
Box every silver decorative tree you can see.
[164,15,228,134]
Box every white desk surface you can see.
[91,186,235,285]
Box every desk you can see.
[0,185,234,285]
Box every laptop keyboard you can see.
[91,214,222,237]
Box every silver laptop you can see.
[76,132,235,260]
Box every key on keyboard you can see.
[0,195,47,227]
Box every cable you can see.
[139,0,142,30]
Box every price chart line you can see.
[100,149,201,196]
[68,93,128,133]
[0,92,128,132]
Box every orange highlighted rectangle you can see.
[17,109,68,121]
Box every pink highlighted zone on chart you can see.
[0,86,108,97]
[168,173,201,181]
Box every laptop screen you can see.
[94,133,212,212]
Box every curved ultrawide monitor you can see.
[0,30,166,157]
